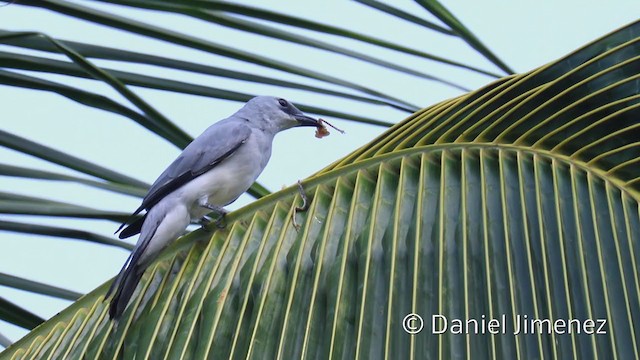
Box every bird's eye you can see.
[278,98,288,107]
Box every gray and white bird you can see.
[107,96,320,319]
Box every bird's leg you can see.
[292,180,310,231]
[199,200,228,229]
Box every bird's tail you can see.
[106,201,190,320]
[106,211,162,320]
[108,265,145,320]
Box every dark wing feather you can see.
[116,121,251,238]
[118,215,145,239]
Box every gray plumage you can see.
[107,96,319,319]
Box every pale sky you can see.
[0,0,637,348]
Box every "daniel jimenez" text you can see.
[431,315,607,335]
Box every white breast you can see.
[166,130,273,220]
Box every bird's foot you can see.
[214,213,227,229]
[200,202,228,229]
[198,216,212,232]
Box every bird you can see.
[106,96,320,320]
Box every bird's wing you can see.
[116,121,252,238]
[142,121,252,211]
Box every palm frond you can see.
[0,273,82,302]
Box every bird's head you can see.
[238,96,320,133]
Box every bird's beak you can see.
[294,113,321,127]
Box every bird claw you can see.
[214,212,227,229]
[198,216,212,232]
[199,202,228,230]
